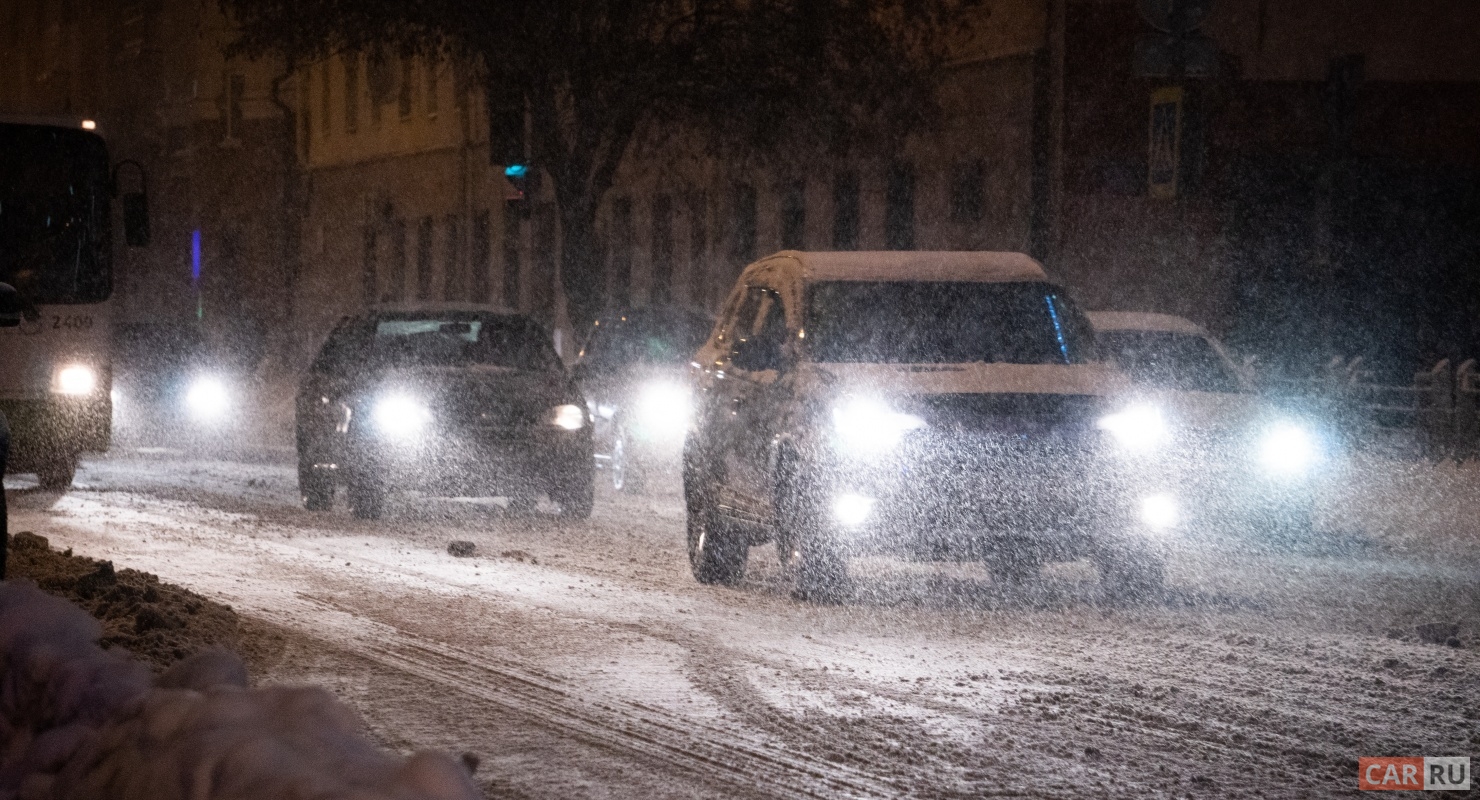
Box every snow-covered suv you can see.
[684,251,1166,601]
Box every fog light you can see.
[833,493,876,527]
[550,403,586,431]
[1140,493,1178,532]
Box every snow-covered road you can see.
[7,451,1479,798]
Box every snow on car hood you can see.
[802,361,1130,398]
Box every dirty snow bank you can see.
[0,582,479,800]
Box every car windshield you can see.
[580,311,711,369]
[804,280,1096,364]
[0,124,111,304]
[1097,330,1242,393]
[355,315,560,371]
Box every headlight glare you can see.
[372,394,431,441]
[1258,421,1318,476]
[54,364,98,395]
[185,377,231,421]
[831,398,925,456]
[633,382,691,439]
[550,403,586,431]
[1098,404,1170,453]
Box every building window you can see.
[443,214,463,301]
[502,210,520,308]
[320,62,331,138]
[832,171,859,250]
[472,209,491,303]
[426,60,439,118]
[344,55,359,134]
[686,191,709,308]
[225,73,245,140]
[885,162,915,250]
[415,216,433,300]
[730,183,756,264]
[651,194,674,305]
[362,226,377,306]
[780,179,806,250]
[610,197,633,309]
[389,219,407,302]
[950,159,985,223]
[398,57,414,120]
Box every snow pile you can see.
[0,583,479,800]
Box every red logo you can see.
[1360,757,1470,791]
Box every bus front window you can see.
[0,124,111,305]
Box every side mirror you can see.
[730,337,782,372]
[0,283,20,328]
[123,191,150,247]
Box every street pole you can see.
[1,410,9,581]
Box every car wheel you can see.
[685,478,748,586]
[347,472,385,520]
[37,454,77,491]
[774,466,849,603]
[554,468,595,520]
[1092,540,1165,603]
[610,429,647,494]
[297,450,333,511]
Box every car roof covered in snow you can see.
[1086,311,1209,337]
[768,251,1051,284]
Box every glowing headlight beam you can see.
[831,398,925,456]
[54,364,98,395]
[372,394,431,441]
[1097,404,1170,453]
[1139,493,1179,532]
[633,382,691,439]
[833,493,876,527]
[550,403,586,431]
[185,377,231,421]
[1258,421,1318,476]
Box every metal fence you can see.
[1259,357,1480,461]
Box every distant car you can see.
[111,322,259,450]
[1088,311,1331,541]
[573,307,713,492]
[685,250,1166,601]
[296,305,594,520]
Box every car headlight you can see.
[1257,421,1319,476]
[831,398,925,456]
[53,364,98,395]
[185,377,231,422]
[633,382,691,439]
[550,403,586,431]
[1097,404,1170,453]
[372,394,431,441]
[1139,493,1179,532]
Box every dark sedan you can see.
[296,306,594,519]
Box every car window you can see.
[804,280,1096,365]
[311,319,369,377]
[1097,330,1242,393]
[369,315,561,371]
[580,312,711,368]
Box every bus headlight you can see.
[1098,404,1170,454]
[549,403,586,431]
[185,377,231,422]
[53,364,99,395]
[372,394,431,441]
[1258,421,1319,477]
[831,398,925,456]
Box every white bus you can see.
[0,117,148,489]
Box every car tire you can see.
[774,465,849,603]
[297,450,333,511]
[554,468,595,519]
[685,477,748,586]
[347,472,385,520]
[1092,541,1165,603]
[610,429,646,494]
[37,455,77,491]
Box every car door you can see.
[298,317,368,468]
[726,282,793,508]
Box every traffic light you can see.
[505,163,531,219]
[489,93,530,219]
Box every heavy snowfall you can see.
[6,448,1476,799]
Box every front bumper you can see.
[0,397,111,468]
[350,426,592,496]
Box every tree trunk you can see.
[558,198,604,339]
